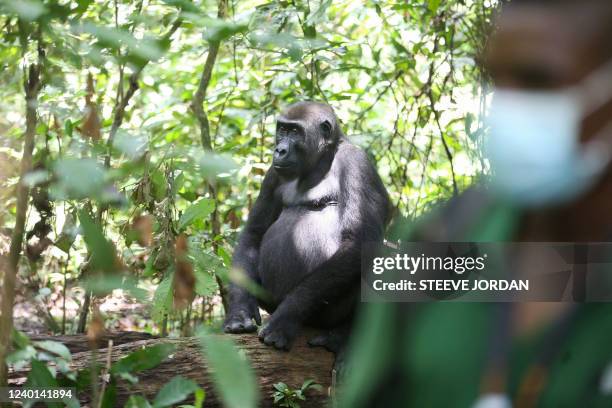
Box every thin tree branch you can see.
[360,72,402,119]
[104,17,182,168]
[429,91,459,197]
[190,0,228,150]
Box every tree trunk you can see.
[9,332,334,407]
[28,331,156,354]
[0,61,43,390]
[190,0,230,314]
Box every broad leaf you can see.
[152,376,202,408]
[152,271,174,324]
[110,343,176,376]
[33,340,72,361]
[179,198,215,230]
[125,395,153,408]
[78,210,117,273]
[24,360,61,408]
[197,327,259,408]
[194,268,217,297]
[203,19,248,43]
[53,158,106,200]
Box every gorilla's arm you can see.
[224,170,281,333]
[259,145,389,349]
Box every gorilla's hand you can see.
[258,312,300,351]
[223,300,261,333]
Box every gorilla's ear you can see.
[320,120,332,138]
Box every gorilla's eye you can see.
[320,120,332,138]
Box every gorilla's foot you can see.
[258,316,300,351]
[307,325,349,353]
[308,326,351,380]
[223,309,260,333]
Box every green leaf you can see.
[428,0,441,13]
[100,382,117,408]
[273,382,288,392]
[217,247,232,267]
[26,360,57,387]
[2,0,47,21]
[55,211,78,254]
[53,158,106,200]
[126,395,153,408]
[193,388,205,408]
[23,169,50,187]
[12,329,31,349]
[150,169,167,202]
[152,271,174,324]
[179,198,215,230]
[300,379,315,391]
[161,0,200,13]
[197,327,259,408]
[6,345,37,366]
[152,376,201,408]
[111,343,176,376]
[203,19,248,43]
[33,340,72,361]
[64,119,73,137]
[305,0,332,25]
[114,130,147,159]
[287,44,303,61]
[300,379,322,393]
[194,268,217,297]
[24,360,62,408]
[78,210,116,273]
[194,151,238,177]
[117,371,139,384]
[79,22,163,61]
[191,248,219,297]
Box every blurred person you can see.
[340,1,612,407]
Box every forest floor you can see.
[14,291,151,335]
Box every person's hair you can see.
[504,0,612,63]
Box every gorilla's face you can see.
[273,122,304,175]
[272,102,340,177]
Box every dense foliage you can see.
[0,0,496,405]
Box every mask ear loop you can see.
[577,57,612,117]
[577,58,612,170]
[582,118,612,170]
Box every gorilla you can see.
[224,101,390,355]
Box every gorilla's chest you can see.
[258,177,342,305]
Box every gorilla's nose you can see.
[274,146,288,159]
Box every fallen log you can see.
[10,332,334,407]
[29,331,156,353]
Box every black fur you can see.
[224,101,390,352]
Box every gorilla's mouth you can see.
[273,163,296,171]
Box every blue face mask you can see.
[484,60,612,208]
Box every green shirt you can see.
[341,193,612,408]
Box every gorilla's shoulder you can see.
[333,142,383,181]
[336,140,370,163]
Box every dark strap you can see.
[479,304,580,405]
